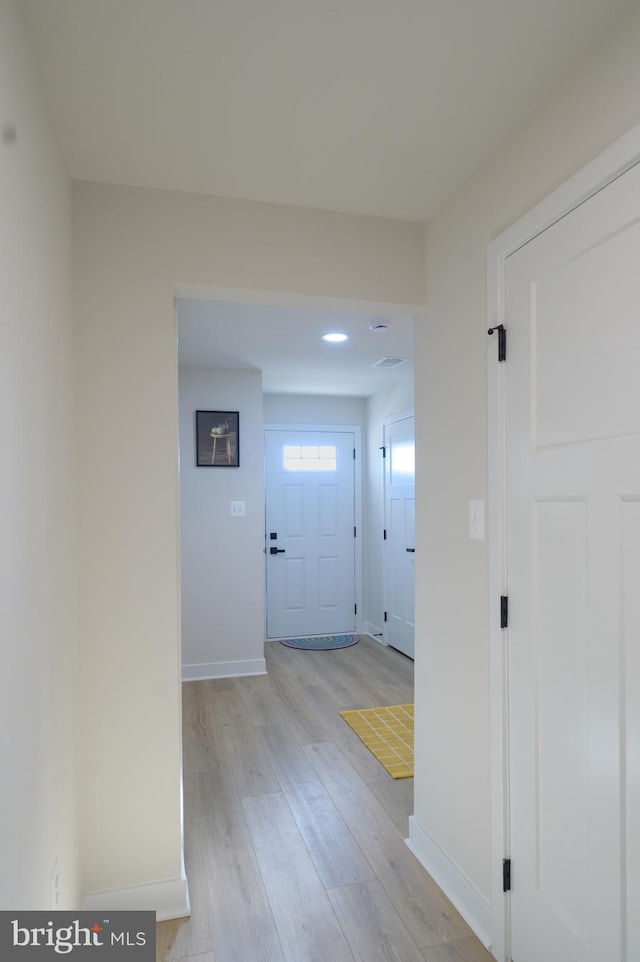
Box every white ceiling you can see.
[21,0,633,395]
[22,0,633,223]
[177,299,414,397]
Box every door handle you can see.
[406,548,415,553]
[270,547,286,555]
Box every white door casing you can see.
[488,127,640,962]
[383,414,415,659]
[265,428,357,640]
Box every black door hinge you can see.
[384,611,388,622]
[354,526,357,538]
[500,595,508,629]
[353,448,356,459]
[503,858,511,892]
[354,603,357,615]
[488,324,507,362]
[383,529,387,540]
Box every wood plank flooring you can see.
[157,637,495,962]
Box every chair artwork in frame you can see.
[196,410,239,467]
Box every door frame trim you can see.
[264,422,363,638]
[486,122,640,962]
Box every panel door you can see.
[505,160,640,961]
[384,416,415,659]
[265,430,356,639]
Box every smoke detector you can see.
[370,357,407,369]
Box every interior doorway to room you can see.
[176,294,417,673]
[264,427,358,640]
[383,413,415,658]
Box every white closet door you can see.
[505,160,640,962]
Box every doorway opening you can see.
[174,289,417,679]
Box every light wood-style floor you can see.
[157,636,495,962]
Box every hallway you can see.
[157,638,493,961]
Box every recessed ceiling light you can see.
[322,332,349,343]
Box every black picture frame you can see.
[195,410,239,467]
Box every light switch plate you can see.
[469,499,485,540]
[230,500,246,517]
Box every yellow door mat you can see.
[339,704,414,778]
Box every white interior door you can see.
[384,415,415,659]
[265,429,356,639]
[505,160,640,962]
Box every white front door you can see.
[384,415,415,659]
[505,159,640,961]
[265,429,356,639]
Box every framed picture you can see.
[195,410,239,467]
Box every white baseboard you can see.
[82,873,190,922]
[182,658,266,681]
[363,622,386,645]
[406,815,493,951]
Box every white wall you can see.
[263,393,366,427]
[72,180,424,910]
[410,4,640,947]
[180,367,265,678]
[0,0,79,910]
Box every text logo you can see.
[0,912,155,960]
